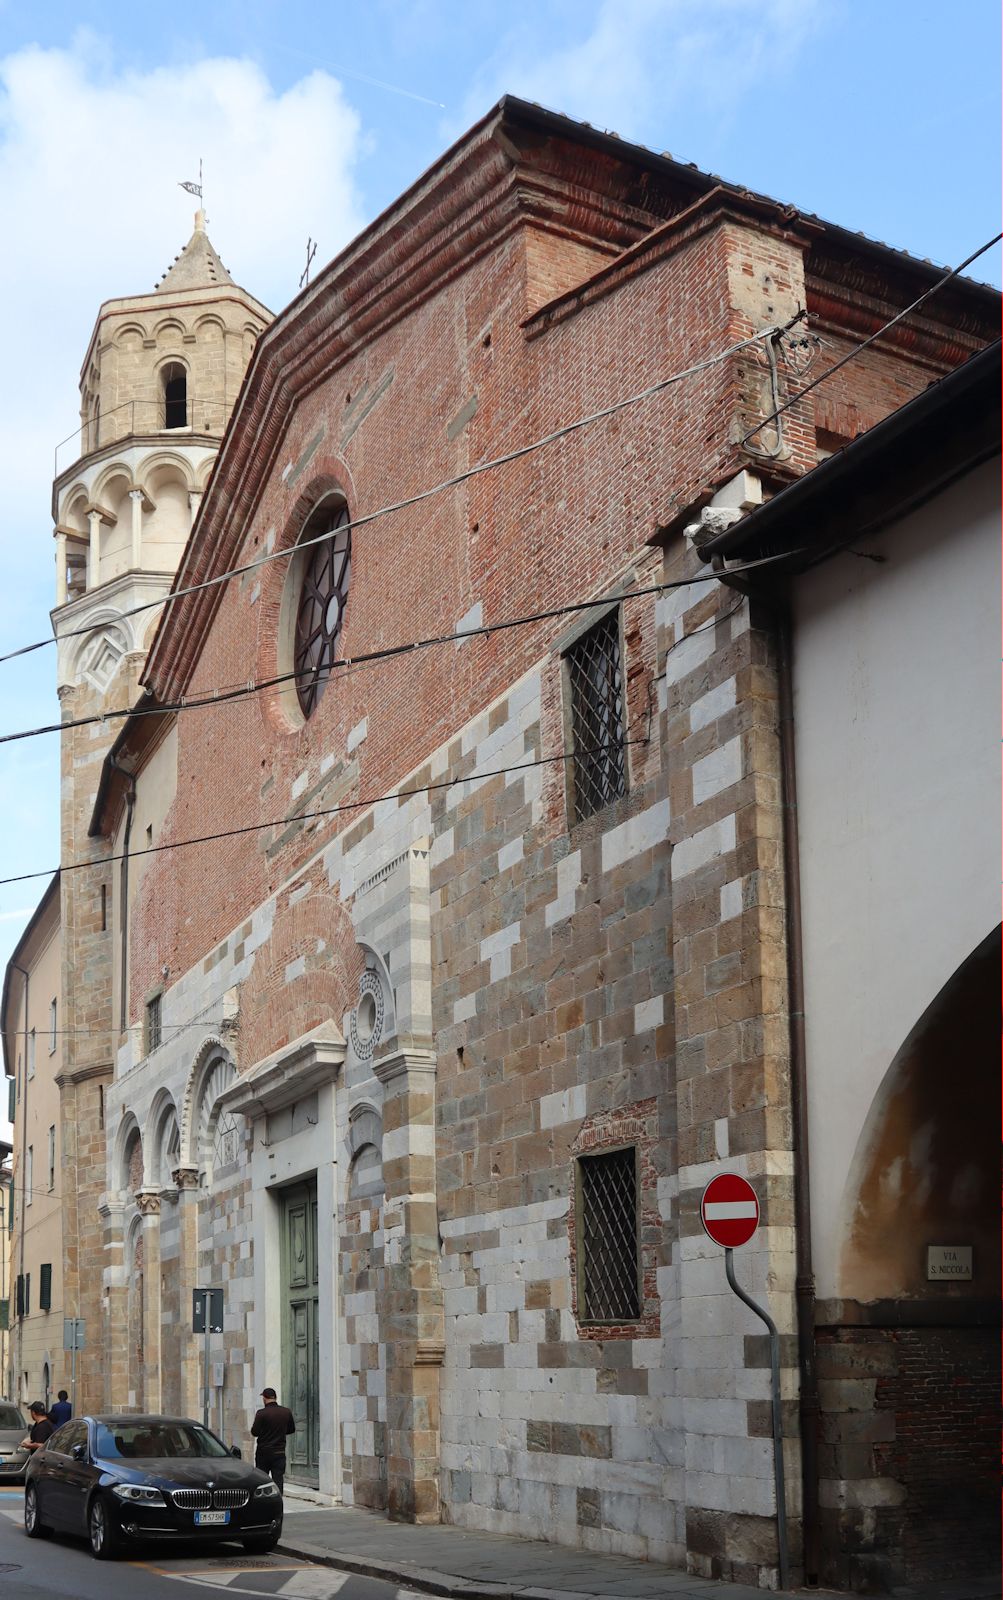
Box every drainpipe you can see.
[109,758,136,1037]
[710,567,820,1583]
[775,610,820,1586]
[11,962,28,1405]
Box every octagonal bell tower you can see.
[52,213,271,1412]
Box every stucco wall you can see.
[791,457,999,1300]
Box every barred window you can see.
[576,1146,640,1323]
[145,994,162,1054]
[566,610,626,823]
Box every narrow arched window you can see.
[162,362,187,429]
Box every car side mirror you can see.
[71,1443,87,1462]
[229,1445,241,1459]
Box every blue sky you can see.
[0,0,999,1118]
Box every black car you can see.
[24,1414,283,1560]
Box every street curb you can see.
[275,1534,606,1600]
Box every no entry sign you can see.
[700,1172,760,1248]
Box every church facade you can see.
[22,99,998,1589]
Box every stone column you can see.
[188,490,202,530]
[55,531,67,606]
[129,489,144,570]
[86,509,102,589]
[372,1045,443,1523]
[136,1190,162,1412]
[98,1194,129,1410]
[172,1165,202,1417]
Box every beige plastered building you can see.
[1,875,65,1407]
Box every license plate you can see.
[194,1510,230,1525]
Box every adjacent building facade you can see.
[1,875,64,1406]
[9,99,998,1590]
[695,341,1000,1588]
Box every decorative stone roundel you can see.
[349,968,384,1061]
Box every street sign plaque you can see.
[700,1172,760,1248]
[62,1316,85,1351]
[192,1288,224,1335]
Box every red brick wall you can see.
[817,1321,999,1590]
[127,200,963,1033]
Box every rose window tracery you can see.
[294,504,351,717]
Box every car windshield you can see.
[93,1422,230,1460]
[0,1405,25,1428]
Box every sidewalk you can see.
[277,1500,1003,1600]
[277,1500,778,1599]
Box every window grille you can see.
[146,994,162,1054]
[566,611,626,822]
[576,1146,640,1322]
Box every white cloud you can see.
[0,40,364,532]
[460,0,824,150]
[0,41,366,973]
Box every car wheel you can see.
[24,1484,51,1539]
[242,1534,280,1553]
[88,1496,120,1560]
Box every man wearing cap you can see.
[250,1388,295,1493]
[21,1402,55,1454]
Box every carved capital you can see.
[172,1165,200,1191]
[135,1189,162,1216]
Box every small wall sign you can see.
[926,1245,973,1281]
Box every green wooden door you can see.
[281,1180,320,1485]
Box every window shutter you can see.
[6,1076,13,1123]
[0,1298,8,1331]
[39,1263,52,1311]
[15,1274,23,1317]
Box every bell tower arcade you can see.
[51,212,271,1411]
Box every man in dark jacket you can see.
[250,1387,295,1493]
[49,1390,72,1427]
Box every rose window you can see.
[294,505,351,718]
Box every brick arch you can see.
[238,885,361,1068]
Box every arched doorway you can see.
[818,925,1000,1590]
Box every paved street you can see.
[0,1488,423,1600]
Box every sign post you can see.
[701,1173,789,1591]
[192,1288,223,1429]
[62,1317,85,1419]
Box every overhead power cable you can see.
[0,322,797,669]
[0,594,743,891]
[741,231,1002,447]
[0,740,644,889]
[0,553,794,748]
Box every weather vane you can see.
[300,237,318,290]
[179,158,205,217]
